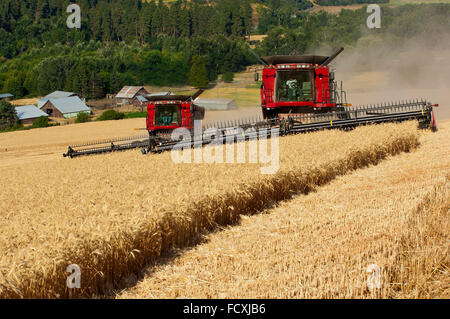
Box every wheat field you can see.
[119,121,450,299]
[0,118,146,152]
[0,121,421,298]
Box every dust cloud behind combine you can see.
[332,33,450,123]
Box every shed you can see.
[194,98,238,110]
[15,105,48,125]
[115,86,149,105]
[0,93,14,101]
[41,96,91,119]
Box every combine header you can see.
[63,48,438,158]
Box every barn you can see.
[41,96,91,119]
[115,86,150,105]
[38,91,85,108]
[194,98,238,110]
[15,105,48,125]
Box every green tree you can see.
[75,112,90,123]
[189,55,209,88]
[97,109,125,121]
[31,116,50,128]
[4,74,25,98]
[222,71,234,83]
[0,100,18,130]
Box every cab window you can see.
[276,70,313,102]
[155,104,179,126]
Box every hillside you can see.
[2,1,450,101]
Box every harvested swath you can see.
[0,122,419,298]
[385,178,449,298]
[118,121,449,299]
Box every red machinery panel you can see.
[314,66,331,107]
[181,102,193,129]
[146,102,155,130]
[261,67,276,107]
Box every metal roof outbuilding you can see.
[194,98,238,110]
[44,91,77,99]
[116,86,148,99]
[15,105,48,120]
[0,93,14,99]
[44,96,91,114]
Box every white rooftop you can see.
[44,91,77,99]
[44,96,91,114]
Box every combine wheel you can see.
[418,118,434,131]
[263,108,278,120]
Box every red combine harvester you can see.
[63,48,438,158]
[64,91,205,157]
[259,48,349,119]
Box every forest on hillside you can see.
[0,0,449,99]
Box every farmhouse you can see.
[41,96,91,119]
[115,86,149,105]
[0,93,14,101]
[15,105,48,125]
[194,98,238,110]
[38,91,85,108]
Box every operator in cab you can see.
[286,77,299,101]
[161,111,173,125]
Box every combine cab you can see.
[260,48,347,119]
[143,90,205,153]
[146,90,205,132]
